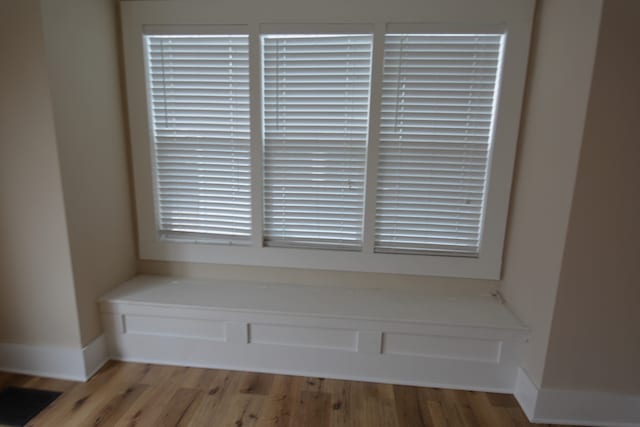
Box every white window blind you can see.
[262,34,373,250]
[375,33,503,256]
[145,34,252,244]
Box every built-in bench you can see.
[100,275,528,392]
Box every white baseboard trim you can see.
[514,367,538,420]
[0,342,85,381]
[514,367,640,427]
[82,334,109,379]
[0,335,108,382]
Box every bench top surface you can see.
[101,275,526,331]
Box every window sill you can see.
[140,238,503,279]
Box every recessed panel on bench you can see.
[249,324,357,351]
[382,333,501,363]
[123,314,225,341]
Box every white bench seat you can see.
[100,275,528,392]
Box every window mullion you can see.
[248,25,264,248]
[361,23,386,254]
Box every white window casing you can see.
[120,0,535,279]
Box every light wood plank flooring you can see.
[0,362,575,427]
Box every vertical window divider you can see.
[248,24,264,248]
[361,23,386,254]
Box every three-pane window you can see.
[144,31,504,257]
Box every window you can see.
[121,2,533,278]
[262,34,373,250]
[375,34,503,257]
[145,34,252,245]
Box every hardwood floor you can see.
[0,362,573,427]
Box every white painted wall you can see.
[499,0,603,388]
[0,0,82,348]
[0,0,136,352]
[542,0,640,395]
[39,0,137,347]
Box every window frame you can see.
[121,0,534,279]
[260,29,374,251]
[144,29,254,245]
